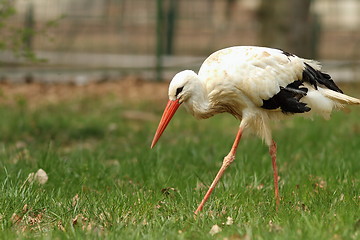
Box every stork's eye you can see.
[175,87,184,97]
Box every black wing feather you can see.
[261,62,342,114]
[303,63,343,93]
[262,81,310,114]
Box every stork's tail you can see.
[302,85,360,119]
[321,88,360,105]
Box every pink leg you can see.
[269,140,280,210]
[194,127,244,214]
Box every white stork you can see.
[150,46,360,214]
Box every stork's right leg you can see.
[194,126,244,214]
[269,140,280,210]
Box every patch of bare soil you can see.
[0,76,169,108]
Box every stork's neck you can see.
[183,77,213,119]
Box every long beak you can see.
[151,99,181,148]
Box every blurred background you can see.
[0,0,359,83]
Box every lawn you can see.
[0,81,359,239]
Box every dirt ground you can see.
[0,76,169,108]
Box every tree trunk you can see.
[257,0,319,58]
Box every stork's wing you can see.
[199,46,309,107]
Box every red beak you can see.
[151,99,181,148]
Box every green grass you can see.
[0,89,359,240]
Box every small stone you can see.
[209,224,222,236]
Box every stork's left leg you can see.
[194,126,244,215]
[269,140,280,209]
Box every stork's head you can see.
[168,70,197,103]
[151,70,198,148]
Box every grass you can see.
[0,84,359,239]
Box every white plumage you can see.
[151,46,360,214]
[168,46,359,143]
